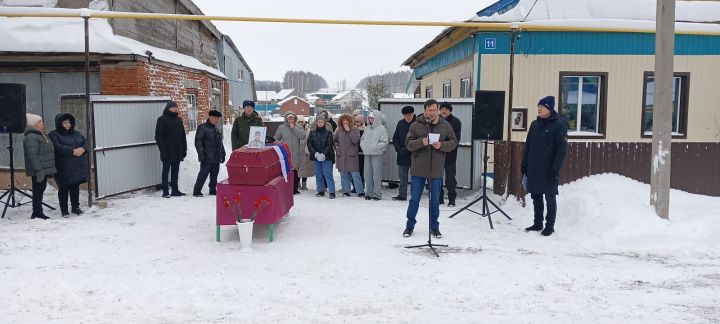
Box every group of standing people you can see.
[23,112,88,219]
[155,94,566,239]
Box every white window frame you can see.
[460,78,471,98]
[425,86,433,98]
[560,74,605,137]
[187,94,198,131]
[442,82,451,98]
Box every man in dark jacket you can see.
[438,102,461,207]
[49,113,88,217]
[521,96,567,236]
[391,105,416,201]
[403,99,458,238]
[155,101,188,198]
[231,100,264,149]
[193,110,226,197]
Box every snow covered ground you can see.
[1,128,719,323]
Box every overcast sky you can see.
[192,1,493,89]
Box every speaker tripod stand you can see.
[449,136,511,229]
[1,133,55,218]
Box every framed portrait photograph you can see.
[247,126,267,148]
[511,108,528,131]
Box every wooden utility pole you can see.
[651,0,675,219]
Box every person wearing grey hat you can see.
[193,110,226,197]
[274,111,306,194]
[23,113,56,219]
[391,106,416,201]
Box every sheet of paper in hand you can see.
[428,133,440,144]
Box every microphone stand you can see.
[406,117,447,257]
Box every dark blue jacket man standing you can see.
[521,96,567,236]
[391,105,416,201]
[438,102,461,207]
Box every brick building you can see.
[0,0,253,173]
[278,96,311,116]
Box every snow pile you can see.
[503,174,720,251]
[0,7,225,78]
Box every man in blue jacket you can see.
[521,96,567,236]
[391,105,416,201]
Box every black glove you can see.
[220,156,226,163]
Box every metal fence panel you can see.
[91,96,169,198]
[379,98,477,189]
[95,145,162,198]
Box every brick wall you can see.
[100,60,228,131]
[223,81,231,124]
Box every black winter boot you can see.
[525,224,543,232]
[541,227,554,236]
[71,207,84,215]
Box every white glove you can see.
[317,153,326,161]
[314,152,321,160]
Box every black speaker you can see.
[473,90,505,140]
[0,83,27,134]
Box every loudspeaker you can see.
[473,90,505,140]
[0,83,27,133]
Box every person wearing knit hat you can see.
[391,106,416,201]
[192,109,226,197]
[352,114,367,189]
[155,100,188,198]
[521,95,567,236]
[307,112,336,199]
[26,113,42,127]
[274,111,307,194]
[23,113,56,219]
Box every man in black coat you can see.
[521,96,567,236]
[193,110,226,197]
[391,105,415,201]
[49,113,88,217]
[155,101,188,198]
[439,102,461,207]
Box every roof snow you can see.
[0,7,226,78]
[471,0,720,33]
[274,89,295,101]
[256,91,278,101]
[277,95,308,106]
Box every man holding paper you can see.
[402,99,458,238]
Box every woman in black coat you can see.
[49,113,88,217]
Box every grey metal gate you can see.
[378,98,483,190]
[91,95,170,198]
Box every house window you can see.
[425,86,433,98]
[460,78,472,98]
[559,72,607,137]
[642,72,689,138]
[186,94,198,131]
[442,82,451,98]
